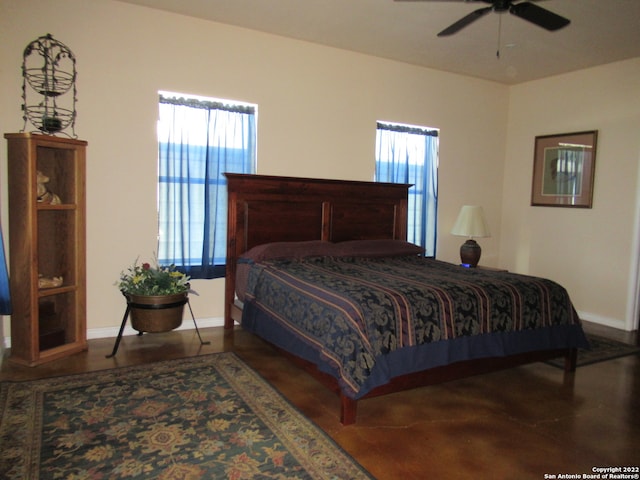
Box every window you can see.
[157,92,257,278]
[375,122,438,256]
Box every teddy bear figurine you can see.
[36,170,61,205]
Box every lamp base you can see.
[460,239,482,268]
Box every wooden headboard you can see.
[223,173,411,328]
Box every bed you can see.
[224,173,589,425]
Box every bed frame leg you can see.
[564,348,578,372]
[340,395,357,425]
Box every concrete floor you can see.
[1,322,638,479]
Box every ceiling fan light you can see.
[405,0,572,36]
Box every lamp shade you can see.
[450,206,490,238]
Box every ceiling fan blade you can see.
[437,6,492,36]
[510,1,570,31]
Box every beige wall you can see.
[501,58,640,331]
[0,0,638,346]
[0,0,508,340]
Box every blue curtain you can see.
[157,95,256,279]
[0,225,10,314]
[375,123,438,257]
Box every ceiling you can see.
[118,0,640,84]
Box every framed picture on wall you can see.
[531,130,598,208]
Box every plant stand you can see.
[106,294,210,358]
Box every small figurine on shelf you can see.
[38,274,63,289]
[36,171,61,204]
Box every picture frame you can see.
[531,130,598,208]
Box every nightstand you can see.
[475,265,508,272]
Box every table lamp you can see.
[450,205,490,268]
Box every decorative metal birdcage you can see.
[21,33,77,137]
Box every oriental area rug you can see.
[546,333,640,369]
[0,352,373,480]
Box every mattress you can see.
[240,255,589,399]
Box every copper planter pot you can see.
[126,291,188,333]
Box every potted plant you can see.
[116,258,192,333]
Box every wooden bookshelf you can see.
[5,133,87,365]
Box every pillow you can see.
[240,240,336,262]
[237,240,334,301]
[334,239,424,258]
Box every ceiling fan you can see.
[395,0,570,37]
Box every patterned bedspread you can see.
[241,256,589,399]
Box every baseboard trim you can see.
[3,317,226,349]
[3,310,629,350]
[577,310,628,331]
[87,316,225,339]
